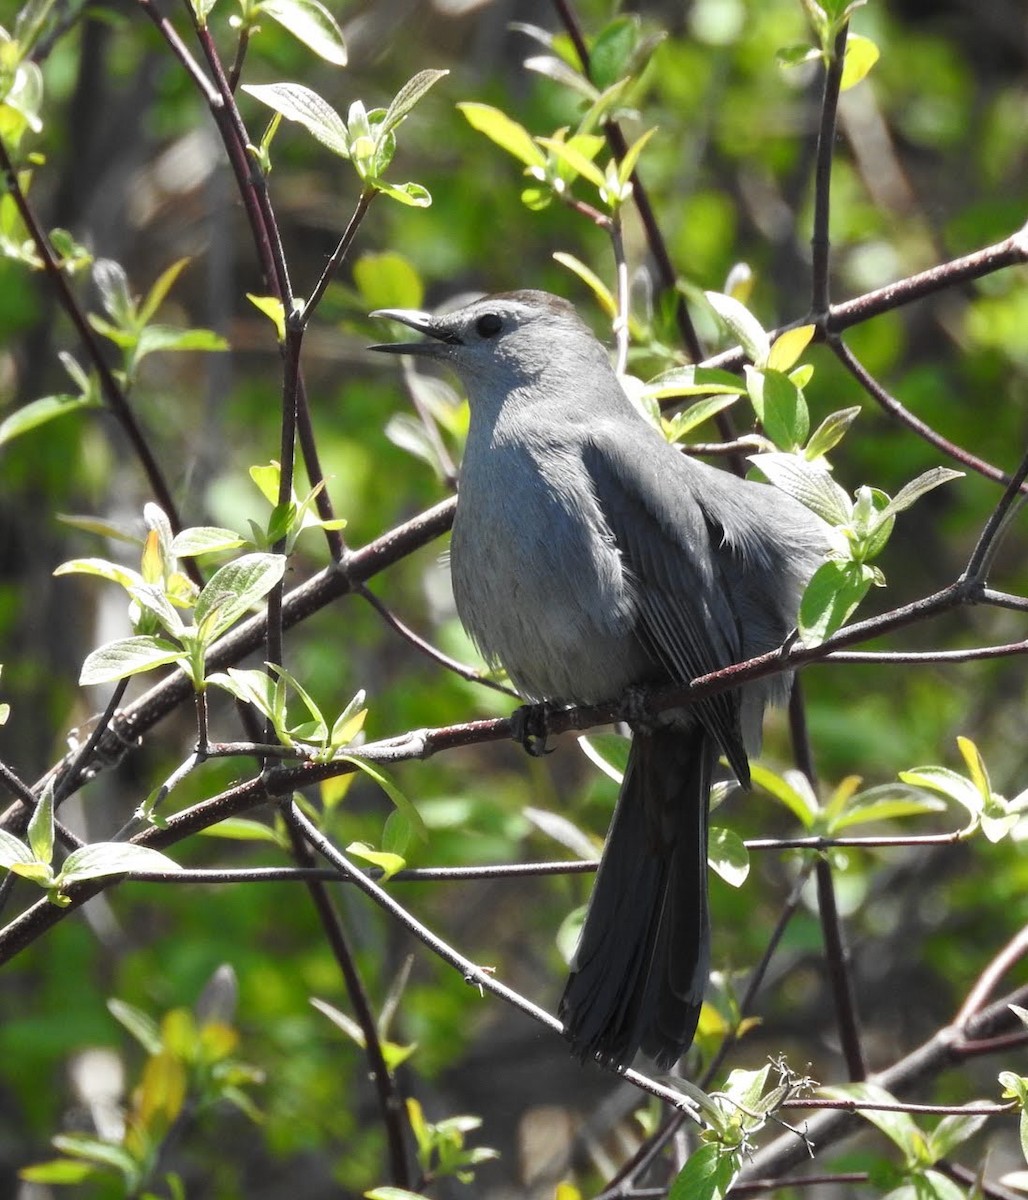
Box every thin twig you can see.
[809,23,849,317]
[830,336,1022,489]
[283,802,704,1120]
[0,136,195,569]
[281,804,411,1187]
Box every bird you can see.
[371,289,827,1070]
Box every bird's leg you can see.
[510,702,557,757]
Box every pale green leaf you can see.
[551,252,616,316]
[0,827,33,869]
[767,324,815,372]
[457,102,546,168]
[709,826,749,887]
[193,552,287,642]
[879,468,964,521]
[242,82,349,158]
[246,294,286,341]
[840,33,880,91]
[0,394,96,447]
[170,527,246,557]
[79,636,184,686]
[704,291,770,365]
[57,842,182,886]
[259,0,347,64]
[750,452,852,525]
[27,780,54,866]
[380,69,448,138]
[107,998,163,1054]
[346,840,405,880]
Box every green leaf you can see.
[371,180,432,207]
[767,324,815,372]
[364,1188,432,1200]
[0,827,33,869]
[19,1159,101,1184]
[704,291,770,365]
[27,779,54,866]
[246,294,286,341]
[927,1111,989,1159]
[54,556,145,590]
[643,365,747,401]
[242,82,349,158]
[380,69,448,139]
[840,33,880,91]
[107,997,163,1055]
[663,394,741,443]
[746,366,808,449]
[79,636,184,686]
[337,756,427,843]
[831,784,946,831]
[51,1133,139,1175]
[133,325,228,362]
[56,842,182,887]
[93,259,134,327]
[137,257,189,325]
[170,527,246,557]
[805,406,861,461]
[669,1142,739,1200]
[346,840,405,881]
[0,394,97,446]
[798,559,874,645]
[589,15,639,90]
[776,43,821,69]
[551,252,616,317]
[878,467,964,521]
[535,135,606,189]
[197,817,283,844]
[206,667,277,718]
[524,53,598,99]
[578,732,630,782]
[709,826,749,887]
[189,0,218,24]
[193,552,287,642]
[750,762,820,828]
[821,1083,923,1161]
[353,251,423,312]
[750,452,852,525]
[259,0,347,65]
[456,102,546,168]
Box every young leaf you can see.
[170,527,246,557]
[0,827,33,870]
[798,559,874,645]
[0,394,97,447]
[346,841,405,880]
[643,365,746,401]
[551,252,616,316]
[108,997,163,1055]
[840,33,880,91]
[193,552,287,642]
[750,452,852,525]
[79,636,184,686]
[258,0,347,65]
[93,258,135,327]
[663,394,741,443]
[767,324,815,372]
[27,779,54,866]
[337,756,427,842]
[704,291,771,365]
[708,827,749,887]
[805,406,861,461]
[878,467,963,521]
[246,294,286,341]
[242,82,349,158]
[456,102,546,168]
[380,69,449,139]
[353,251,423,312]
[57,842,182,887]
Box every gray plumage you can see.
[372,290,827,1069]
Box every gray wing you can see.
[582,429,751,783]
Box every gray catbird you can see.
[372,290,827,1070]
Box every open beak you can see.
[369,308,456,356]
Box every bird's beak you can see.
[369,308,455,356]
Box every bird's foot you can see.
[510,702,556,757]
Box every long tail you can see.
[559,725,714,1071]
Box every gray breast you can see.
[450,439,647,704]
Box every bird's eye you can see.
[475,312,503,338]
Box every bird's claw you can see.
[511,703,554,757]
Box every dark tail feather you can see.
[559,725,714,1071]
